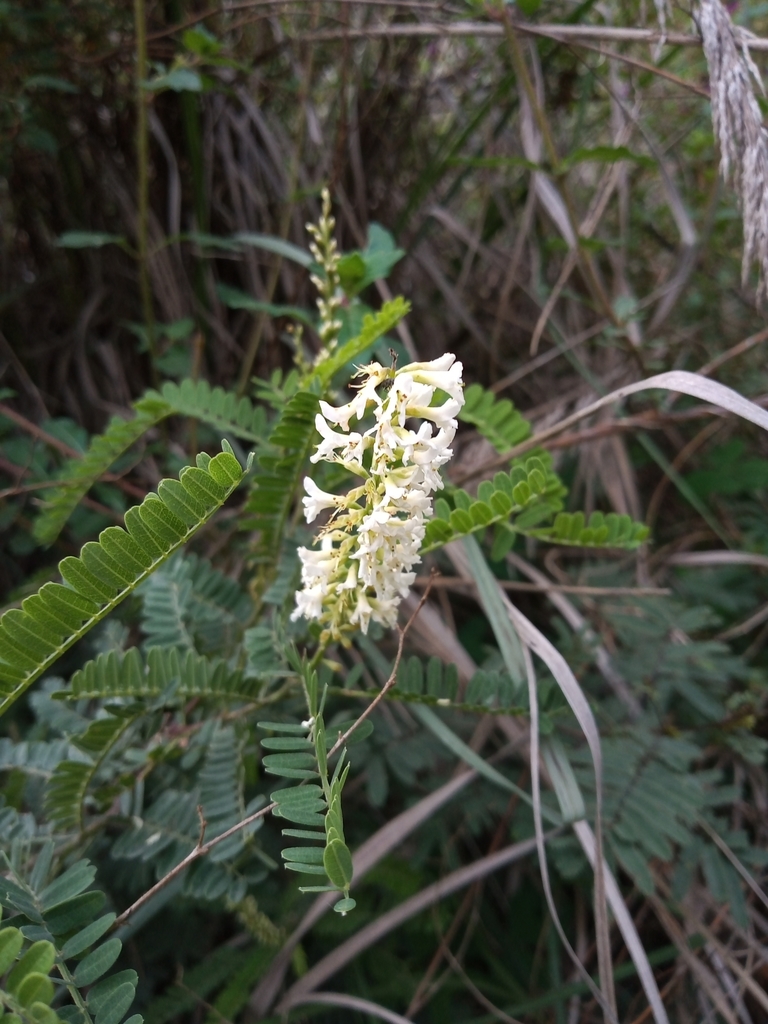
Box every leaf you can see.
[45,716,130,832]
[59,913,116,958]
[0,447,245,718]
[560,145,655,171]
[215,284,315,328]
[56,232,127,250]
[34,382,264,544]
[63,647,259,705]
[39,862,96,910]
[459,383,531,452]
[73,938,122,986]
[332,897,356,915]
[233,232,313,268]
[7,942,56,992]
[143,67,202,93]
[322,839,353,891]
[541,738,586,824]
[93,982,137,1024]
[462,536,525,685]
[16,972,54,1008]
[45,891,105,935]
[87,971,138,1016]
[312,297,411,385]
[244,391,319,559]
[0,926,24,974]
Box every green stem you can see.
[57,961,95,1024]
[134,0,158,384]
[499,6,617,327]
[236,5,319,395]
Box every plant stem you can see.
[236,4,320,395]
[134,0,158,385]
[499,7,617,330]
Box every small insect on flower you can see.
[292,353,464,642]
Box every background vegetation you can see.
[2,1,768,1022]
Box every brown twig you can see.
[0,402,147,500]
[112,799,275,929]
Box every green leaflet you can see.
[395,655,458,700]
[45,715,129,831]
[33,380,266,545]
[421,455,566,553]
[529,510,650,549]
[260,654,356,912]
[459,382,532,452]
[0,855,140,1024]
[422,455,648,554]
[59,647,262,703]
[0,928,60,1024]
[243,391,319,558]
[569,731,707,896]
[139,552,252,655]
[0,446,247,719]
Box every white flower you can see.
[310,414,368,467]
[399,354,464,402]
[302,477,343,523]
[293,352,465,639]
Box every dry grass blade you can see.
[507,552,642,718]
[285,992,416,1024]
[483,371,768,473]
[667,551,768,570]
[524,644,618,1022]
[574,822,672,1024]
[451,538,618,1023]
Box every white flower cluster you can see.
[292,354,464,640]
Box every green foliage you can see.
[459,382,531,452]
[4,48,768,1020]
[422,455,566,552]
[142,946,267,1024]
[60,647,261,704]
[261,653,356,913]
[422,455,648,555]
[395,655,459,700]
[45,713,129,831]
[0,854,139,1024]
[566,731,707,895]
[336,224,405,298]
[529,509,650,549]
[243,390,319,559]
[110,729,265,904]
[139,553,252,655]
[0,447,246,717]
[311,296,411,385]
[0,919,60,1024]
[33,383,265,545]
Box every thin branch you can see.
[326,574,436,758]
[112,800,275,928]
